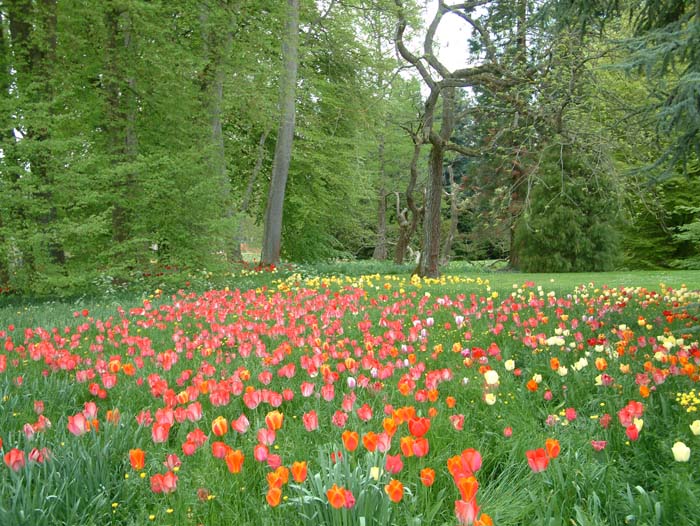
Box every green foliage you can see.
[515,145,623,272]
[623,175,700,269]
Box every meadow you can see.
[1,263,699,525]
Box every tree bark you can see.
[200,3,236,258]
[440,165,460,266]
[394,136,423,264]
[417,87,455,277]
[105,5,138,251]
[261,0,299,266]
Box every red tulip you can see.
[385,454,403,474]
[526,448,549,472]
[4,448,25,471]
[408,416,431,438]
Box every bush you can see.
[514,147,623,272]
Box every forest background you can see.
[1,0,699,298]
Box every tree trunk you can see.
[200,4,235,258]
[372,135,388,260]
[440,165,460,267]
[261,0,299,266]
[232,128,270,261]
[105,5,138,251]
[417,88,455,278]
[394,137,423,264]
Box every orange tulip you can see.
[400,436,415,457]
[266,487,282,507]
[129,448,145,471]
[419,467,435,486]
[476,512,494,526]
[265,410,284,431]
[545,438,560,459]
[291,461,307,483]
[457,475,479,502]
[385,478,404,503]
[342,430,359,452]
[225,449,244,474]
[383,417,398,436]
[327,483,347,509]
[362,431,378,452]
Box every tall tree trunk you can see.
[372,135,388,260]
[261,0,299,266]
[200,3,235,258]
[232,128,270,261]
[417,88,455,278]
[105,5,138,254]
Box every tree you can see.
[394,0,527,277]
[261,0,299,266]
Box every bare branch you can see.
[443,4,497,62]
[394,0,436,89]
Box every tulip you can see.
[129,448,146,470]
[225,449,245,473]
[455,498,480,526]
[671,441,691,462]
[483,369,499,386]
[211,441,230,459]
[152,422,171,443]
[526,448,549,472]
[211,416,228,437]
[408,416,431,438]
[327,484,347,509]
[690,420,700,436]
[265,410,284,431]
[291,461,307,483]
[266,487,282,507]
[420,467,436,486]
[385,479,404,503]
[545,438,560,459]
[412,437,430,457]
[385,454,403,474]
[456,475,478,502]
[342,430,359,452]
[4,448,25,471]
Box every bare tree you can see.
[394,0,519,277]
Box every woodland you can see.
[1,0,699,297]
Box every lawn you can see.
[1,265,699,525]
